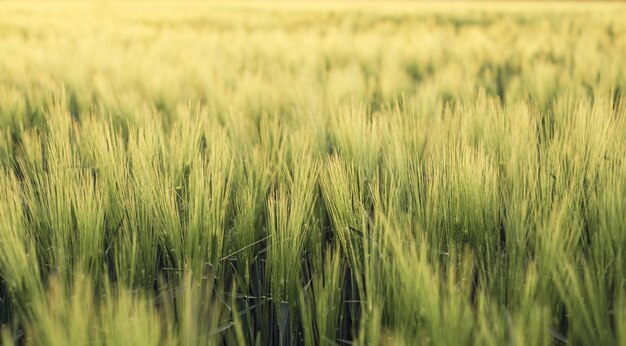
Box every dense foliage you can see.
[0,2,625,345]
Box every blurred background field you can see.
[0,1,625,345]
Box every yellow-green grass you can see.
[0,1,625,345]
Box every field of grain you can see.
[0,1,625,345]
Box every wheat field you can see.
[0,1,625,345]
